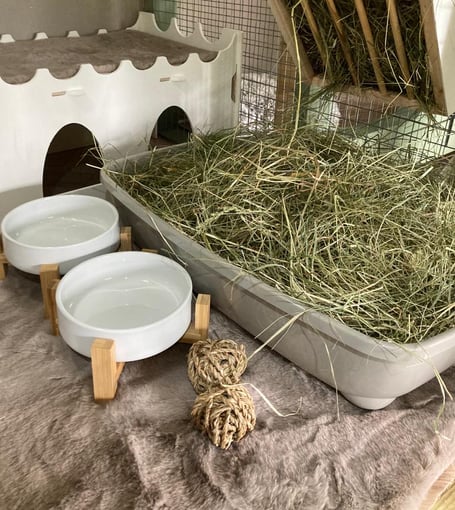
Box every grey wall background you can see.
[0,0,144,39]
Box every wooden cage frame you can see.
[269,0,452,116]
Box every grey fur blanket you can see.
[1,267,454,510]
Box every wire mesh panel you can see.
[149,0,455,162]
[148,0,295,129]
[304,88,455,162]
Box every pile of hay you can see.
[107,127,455,344]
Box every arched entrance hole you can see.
[43,124,102,196]
[150,106,192,148]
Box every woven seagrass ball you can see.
[187,338,248,394]
[191,385,256,449]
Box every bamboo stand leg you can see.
[91,339,125,401]
[0,254,7,280]
[47,279,60,336]
[180,294,211,344]
[119,226,132,251]
[0,234,7,280]
[194,294,211,341]
[40,264,60,318]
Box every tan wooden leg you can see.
[40,264,60,318]
[0,253,7,280]
[180,294,211,344]
[47,279,60,336]
[91,339,125,401]
[0,234,7,280]
[195,294,211,341]
[119,226,132,251]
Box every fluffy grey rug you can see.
[1,267,454,510]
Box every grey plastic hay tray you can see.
[101,157,455,410]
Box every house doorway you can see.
[149,106,192,148]
[43,123,102,196]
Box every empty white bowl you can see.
[56,251,193,362]
[1,195,120,274]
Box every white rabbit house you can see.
[0,1,241,219]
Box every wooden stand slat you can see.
[180,293,211,344]
[179,326,202,344]
[0,253,7,280]
[268,0,314,83]
[40,264,60,319]
[418,0,446,113]
[274,40,297,128]
[0,234,7,280]
[119,226,132,251]
[48,279,60,336]
[194,294,211,341]
[386,0,414,99]
[354,0,387,94]
[324,0,359,87]
[91,339,125,401]
[300,0,327,69]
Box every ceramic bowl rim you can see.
[1,194,119,251]
[56,251,193,334]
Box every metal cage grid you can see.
[149,0,455,163]
[149,0,289,129]
[303,88,455,161]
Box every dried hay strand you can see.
[107,126,455,345]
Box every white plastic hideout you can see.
[1,194,120,274]
[0,11,242,219]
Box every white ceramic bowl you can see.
[56,251,193,362]
[1,195,120,274]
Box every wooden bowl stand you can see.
[1,227,211,402]
[0,235,7,280]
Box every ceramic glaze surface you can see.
[56,251,193,362]
[14,216,107,247]
[68,269,185,329]
[1,194,120,274]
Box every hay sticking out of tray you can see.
[107,128,455,344]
